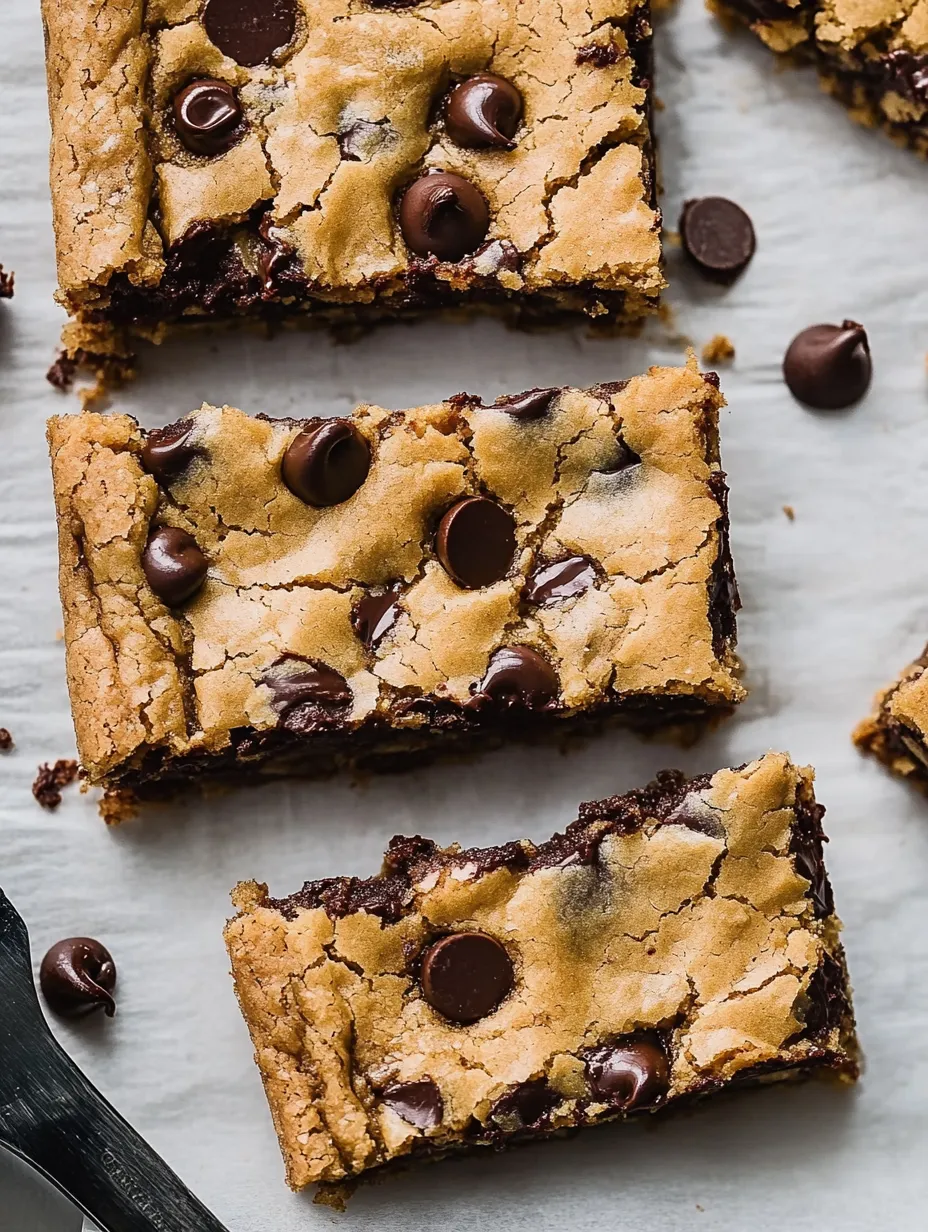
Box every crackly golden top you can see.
[43,0,661,310]
[47,362,743,783]
[225,753,856,1188]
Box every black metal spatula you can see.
[0,887,231,1232]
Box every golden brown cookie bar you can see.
[225,753,858,1190]
[41,0,663,364]
[47,363,744,807]
[854,643,928,786]
[715,0,928,155]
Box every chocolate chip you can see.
[0,266,14,298]
[263,656,352,734]
[490,387,558,420]
[141,527,208,606]
[0,727,12,750]
[39,938,117,1019]
[436,496,515,589]
[790,796,834,918]
[679,197,756,282]
[488,1080,559,1130]
[352,586,402,648]
[585,1036,669,1108]
[203,0,297,66]
[140,419,200,483]
[32,759,78,810]
[381,1079,444,1129]
[446,73,522,149]
[662,793,725,840]
[470,645,560,710]
[524,556,596,606]
[420,932,514,1023]
[882,49,928,105]
[172,79,244,155]
[802,952,849,1038]
[782,321,872,410]
[281,419,371,507]
[575,43,620,67]
[399,172,490,262]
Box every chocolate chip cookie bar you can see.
[42,0,662,365]
[47,362,743,808]
[854,644,928,787]
[716,0,928,155]
[225,753,858,1190]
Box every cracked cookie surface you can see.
[47,360,743,801]
[42,0,663,356]
[715,0,928,155]
[225,753,858,1190]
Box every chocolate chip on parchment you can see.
[40,937,117,1019]
[679,197,756,282]
[782,321,871,410]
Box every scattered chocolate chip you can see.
[524,556,596,606]
[470,645,559,710]
[399,172,490,262]
[142,527,209,606]
[575,43,620,67]
[39,938,117,1019]
[420,932,514,1023]
[490,387,558,420]
[32,759,78,810]
[0,728,12,750]
[782,321,872,410]
[488,1080,559,1129]
[679,197,756,282]
[445,73,522,149]
[436,496,516,589]
[882,49,928,106]
[281,419,371,507]
[173,79,244,155]
[140,419,200,483]
[203,0,297,66]
[585,1036,669,1108]
[352,586,402,648]
[0,265,14,298]
[381,1079,444,1129]
[263,656,352,734]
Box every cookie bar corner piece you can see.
[224,751,857,1190]
[854,644,928,787]
[41,0,663,350]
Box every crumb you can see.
[783,504,795,521]
[55,628,64,641]
[32,759,78,810]
[46,348,133,408]
[701,334,735,364]
[99,787,139,825]
[664,228,681,247]
[654,94,665,111]
[0,266,14,299]
[696,1204,705,1212]
[0,728,13,750]
[314,1180,357,1211]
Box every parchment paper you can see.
[3,1,928,1228]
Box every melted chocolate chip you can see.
[679,197,756,282]
[446,73,522,149]
[39,938,117,1019]
[352,585,402,648]
[436,496,516,589]
[790,793,834,918]
[263,656,352,734]
[140,419,200,483]
[524,556,596,606]
[470,645,559,711]
[782,321,872,410]
[281,419,371,507]
[584,1036,669,1108]
[490,387,558,420]
[381,1079,444,1129]
[203,0,297,67]
[141,527,208,606]
[488,1080,559,1130]
[399,172,490,262]
[575,43,620,67]
[420,932,514,1023]
[803,952,850,1038]
[881,49,928,105]
[173,79,244,155]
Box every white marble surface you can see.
[4,1,928,1228]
